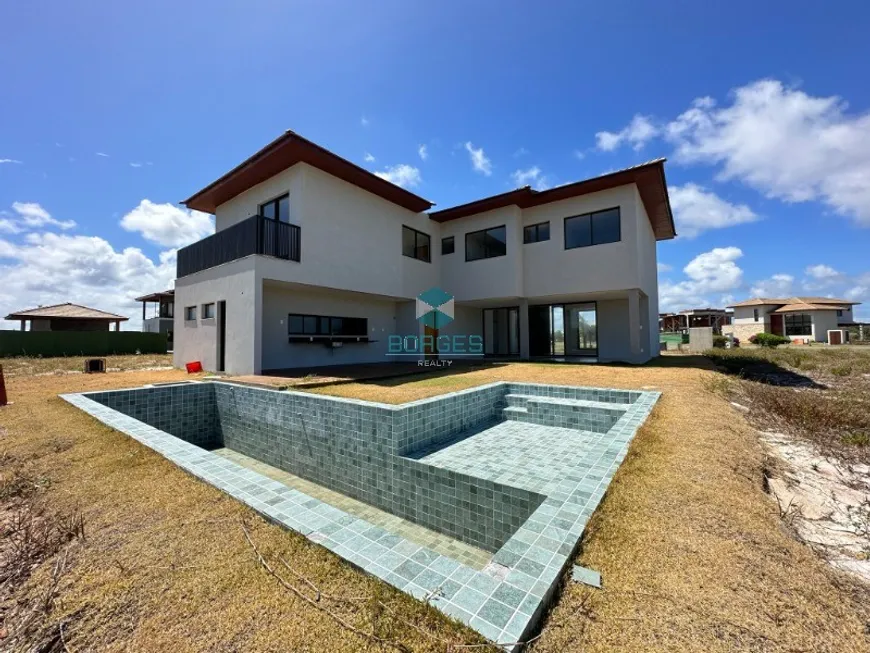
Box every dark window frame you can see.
[402,225,431,263]
[753,308,760,322]
[258,193,290,223]
[523,221,550,244]
[563,207,622,250]
[201,303,216,320]
[287,312,369,338]
[465,225,508,262]
[441,236,455,256]
[184,306,197,321]
[784,314,812,337]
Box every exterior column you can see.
[142,302,146,322]
[628,289,641,359]
[519,299,530,359]
[20,319,25,331]
[252,274,264,375]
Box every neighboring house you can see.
[173,130,675,375]
[659,308,731,334]
[5,303,128,331]
[136,290,175,348]
[724,297,861,343]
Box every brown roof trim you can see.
[183,130,434,214]
[135,290,175,303]
[728,296,861,308]
[429,159,677,241]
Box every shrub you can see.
[830,365,852,377]
[751,333,790,348]
[841,432,869,447]
[712,335,728,349]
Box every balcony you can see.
[177,215,301,278]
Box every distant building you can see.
[5,303,127,332]
[659,308,731,334]
[136,290,174,348]
[724,297,860,343]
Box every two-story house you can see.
[173,130,675,375]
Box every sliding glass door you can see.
[483,307,519,356]
[528,302,597,357]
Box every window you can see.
[523,222,550,244]
[564,207,621,250]
[185,306,197,321]
[442,236,455,256]
[784,314,812,337]
[202,303,216,320]
[402,226,431,262]
[259,193,290,223]
[465,225,507,261]
[753,309,759,322]
[837,309,844,317]
[288,313,368,338]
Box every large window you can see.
[523,222,550,244]
[564,207,621,250]
[442,236,455,255]
[784,314,812,337]
[288,313,368,338]
[402,226,431,262]
[466,225,507,261]
[259,193,290,223]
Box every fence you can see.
[0,331,168,357]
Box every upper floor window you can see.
[564,207,621,250]
[185,306,197,321]
[466,225,507,262]
[442,236,455,256]
[402,226,431,262]
[837,309,844,317]
[259,193,290,223]
[202,303,216,320]
[753,309,759,322]
[523,221,550,244]
[784,314,812,337]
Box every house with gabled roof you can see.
[5,303,128,332]
[724,297,860,343]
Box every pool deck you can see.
[61,381,659,650]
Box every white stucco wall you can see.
[810,310,839,342]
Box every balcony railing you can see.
[177,215,300,278]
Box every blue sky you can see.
[2,0,870,327]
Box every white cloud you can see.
[0,218,22,234]
[360,116,369,127]
[805,264,840,280]
[510,166,550,190]
[657,262,672,273]
[418,144,428,161]
[595,114,658,152]
[666,79,870,226]
[11,202,76,230]
[668,183,759,238]
[120,200,214,248]
[129,162,143,168]
[364,152,375,163]
[749,273,794,298]
[374,164,422,189]
[659,247,744,312]
[513,147,529,158]
[0,158,22,165]
[95,152,110,157]
[573,150,586,160]
[0,233,176,331]
[464,142,492,176]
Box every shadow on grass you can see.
[703,350,826,389]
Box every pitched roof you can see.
[5,303,129,321]
[729,296,860,309]
[183,130,434,214]
[771,303,847,314]
[134,289,174,303]
[428,158,676,241]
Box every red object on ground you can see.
[0,365,7,407]
[185,361,203,374]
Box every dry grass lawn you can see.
[0,354,173,378]
[1,356,868,652]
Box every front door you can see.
[424,325,438,360]
[770,314,784,336]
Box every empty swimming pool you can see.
[63,380,659,649]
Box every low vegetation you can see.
[749,332,791,348]
[705,346,870,464]
[0,353,173,378]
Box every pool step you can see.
[502,394,626,433]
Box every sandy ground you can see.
[0,359,868,652]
